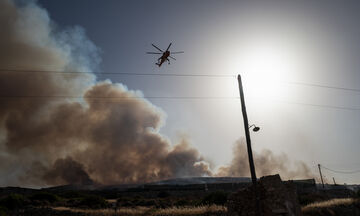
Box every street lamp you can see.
[249,124,260,132]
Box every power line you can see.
[1,95,360,111]
[277,100,360,112]
[0,69,235,78]
[320,164,360,174]
[286,81,360,93]
[0,95,238,100]
[2,69,360,110]
[320,162,360,166]
[1,68,360,93]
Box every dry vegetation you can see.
[302,198,360,216]
[155,205,226,216]
[52,205,227,216]
[54,206,150,215]
[302,198,355,211]
[1,186,358,216]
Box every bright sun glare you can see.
[226,42,298,102]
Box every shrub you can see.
[357,189,360,198]
[30,192,59,204]
[0,206,7,216]
[201,191,229,205]
[116,197,133,207]
[298,193,331,206]
[59,191,84,199]
[0,194,27,210]
[174,199,191,206]
[78,195,108,209]
[157,191,170,198]
[155,199,172,208]
[136,199,157,207]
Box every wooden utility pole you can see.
[318,164,325,188]
[333,177,337,185]
[237,74,261,216]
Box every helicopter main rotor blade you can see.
[152,44,164,52]
[166,43,172,51]
[169,56,176,60]
[146,52,162,54]
[171,51,184,54]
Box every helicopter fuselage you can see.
[147,43,183,67]
[157,51,171,67]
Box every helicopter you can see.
[146,43,184,67]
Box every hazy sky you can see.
[37,0,360,184]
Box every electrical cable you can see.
[320,164,360,174]
[0,69,236,78]
[1,95,360,111]
[1,68,360,93]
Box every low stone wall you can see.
[227,174,302,216]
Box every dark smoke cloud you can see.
[0,0,98,186]
[44,157,93,185]
[217,140,313,179]
[0,0,313,187]
[0,0,212,186]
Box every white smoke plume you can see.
[217,140,313,179]
[0,0,313,187]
